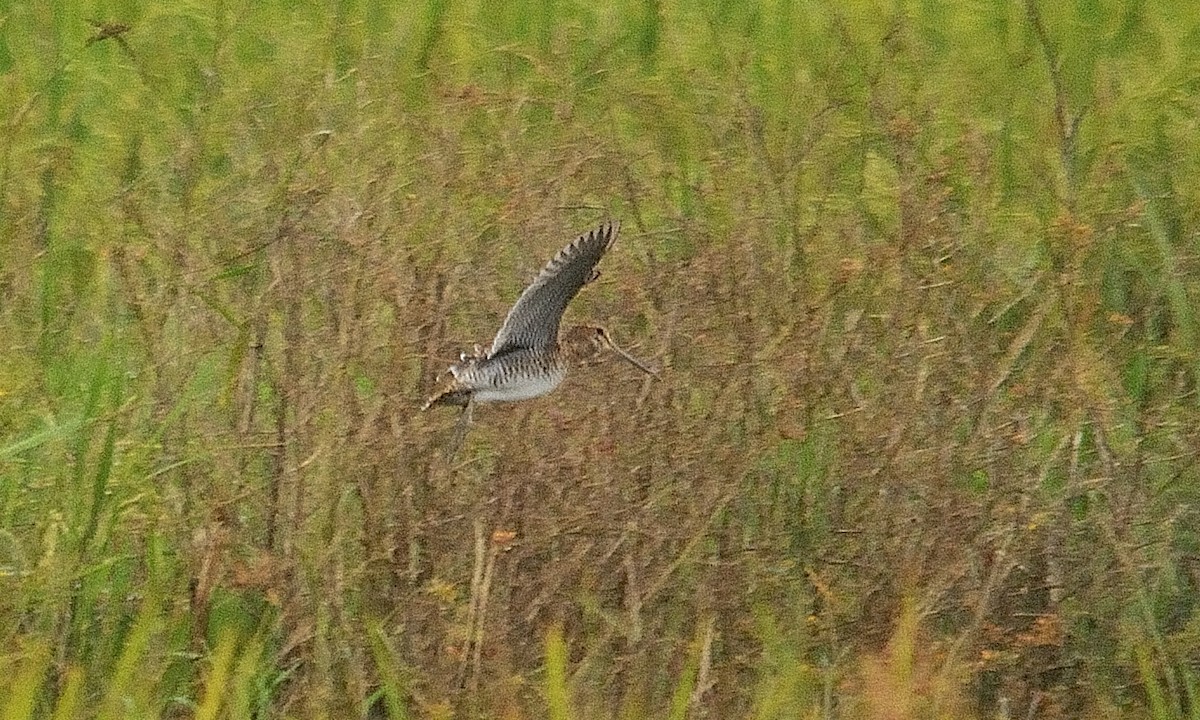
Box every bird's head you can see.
[561,324,657,376]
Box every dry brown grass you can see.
[2,2,1199,718]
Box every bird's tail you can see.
[422,376,473,410]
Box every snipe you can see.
[422,220,655,446]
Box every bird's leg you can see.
[446,396,475,460]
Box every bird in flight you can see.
[422,220,655,451]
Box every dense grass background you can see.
[3,0,1200,717]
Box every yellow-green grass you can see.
[2,0,1200,717]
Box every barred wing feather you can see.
[488,221,619,355]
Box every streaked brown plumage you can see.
[422,221,654,420]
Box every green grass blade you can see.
[2,639,52,720]
[545,623,571,720]
[368,622,411,720]
[667,621,709,720]
[1135,642,1173,720]
[0,414,85,460]
[196,630,239,720]
[50,666,86,720]
[96,603,161,720]
[1126,153,1200,401]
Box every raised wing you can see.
[489,220,620,355]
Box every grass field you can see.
[3,0,1200,717]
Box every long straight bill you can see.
[608,341,657,376]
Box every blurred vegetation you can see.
[2,0,1199,718]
